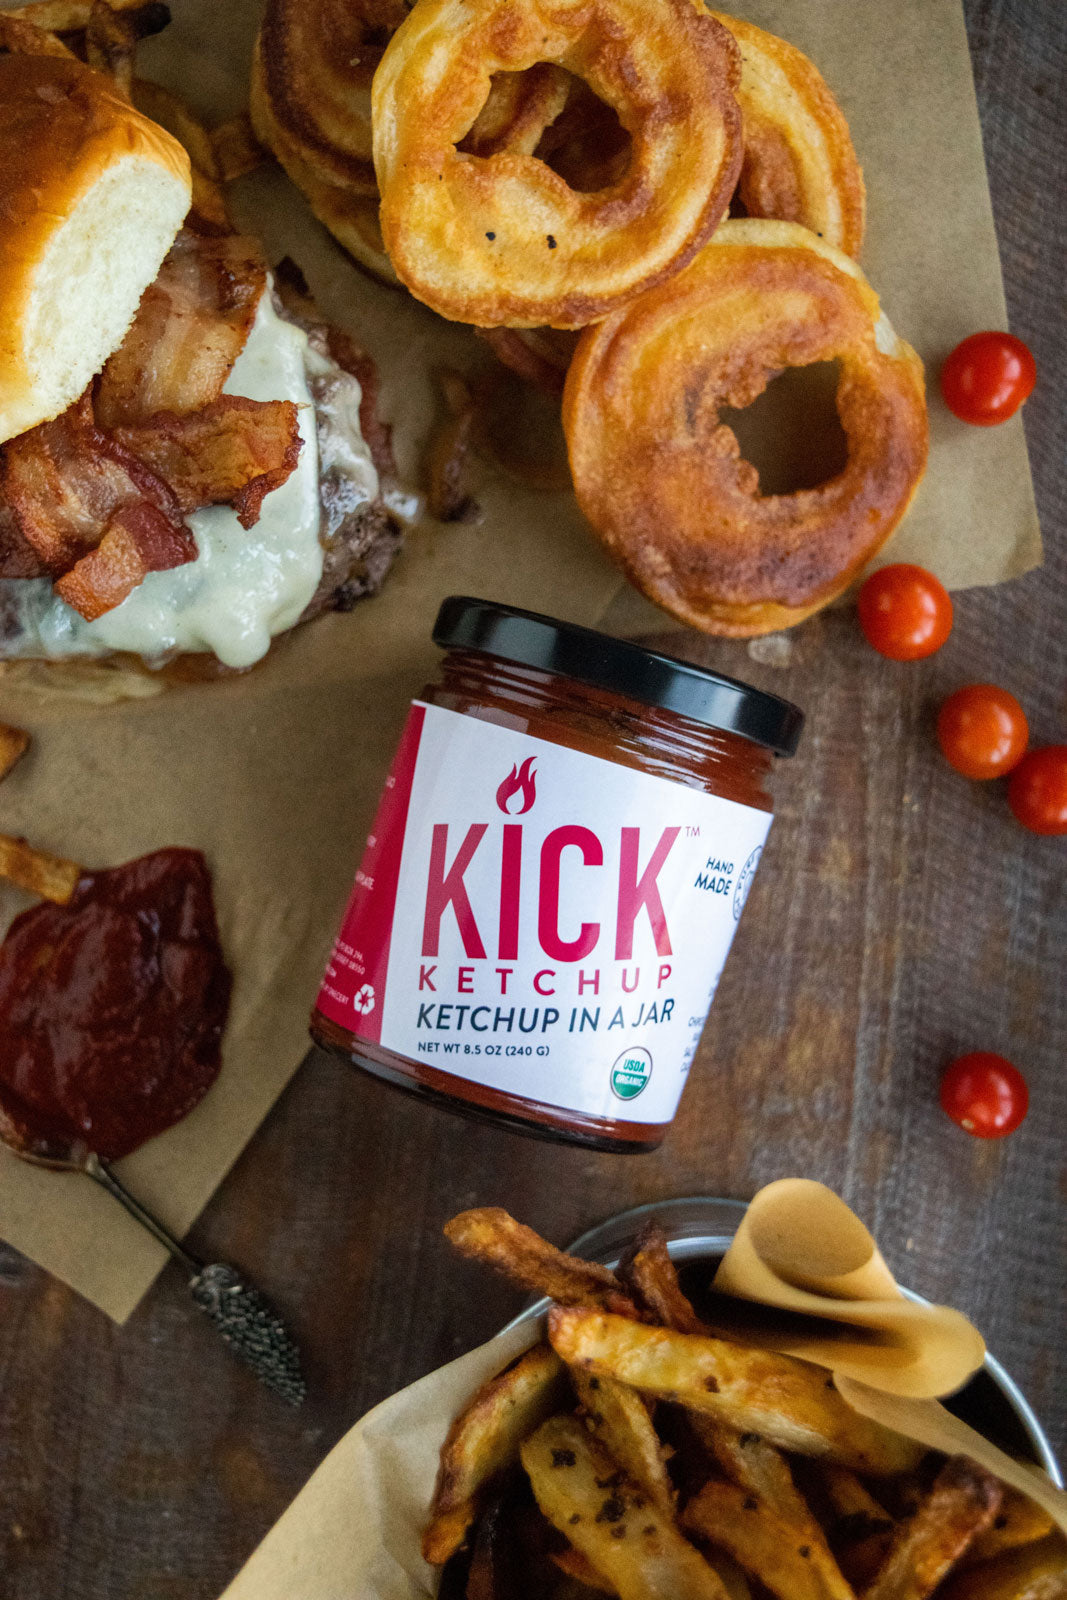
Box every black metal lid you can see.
[432,597,804,757]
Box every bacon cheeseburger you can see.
[0,55,399,673]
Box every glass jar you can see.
[312,597,803,1152]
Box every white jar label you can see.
[316,702,772,1127]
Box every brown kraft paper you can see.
[0,0,1040,1319]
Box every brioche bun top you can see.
[0,55,192,444]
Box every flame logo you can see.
[495,757,538,815]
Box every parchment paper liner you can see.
[0,0,1041,1321]
[219,1181,1065,1599]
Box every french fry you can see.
[444,1210,644,1319]
[1,0,90,24]
[573,1369,675,1515]
[820,1465,896,1528]
[186,170,231,229]
[521,1412,734,1600]
[0,834,83,904]
[210,112,266,183]
[862,1455,1003,1600]
[436,1210,1050,1600]
[85,0,138,97]
[939,1534,1067,1600]
[968,1490,1059,1565]
[130,79,230,227]
[550,1545,616,1594]
[552,1540,754,1600]
[131,77,219,176]
[5,0,165,24]
[0,13,75,53]
[815,1464,896,1588]
[462,1486,523,1600]
[702,1422,812,1520]
[617,1221,706,1335]
[547,1307,922,1476]
[696,1422,853,1600]
[684,1477,855,1600]
[712,1552,756,1600]
[0,725,30,783]
[423,1343,567,1565]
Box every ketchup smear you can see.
[0,848,231,1161]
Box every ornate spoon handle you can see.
[84,1153,306,1405]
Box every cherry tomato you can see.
[940,1052,1028,1139]
[857,564,953,661]
[1007,745,1067,835]
[941,332,1036,426]
[936,684,1028,780]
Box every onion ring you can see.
[252,22,571,288]
[460,64,572,158]
[372,0,743,329]
[255,0,565,196]
[256,0,407,197]
[249,47,400,287]
[530,74,632,194]
[712,12,865,257]
[563,219,928,637]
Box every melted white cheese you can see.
[3,288,377,669]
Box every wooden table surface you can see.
[1,2,1064,1595]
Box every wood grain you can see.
[0,2,1064,1595]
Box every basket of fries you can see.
[221,1183,1066,1600]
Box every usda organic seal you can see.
[733,845,763,920]
[610,1047,653,1101]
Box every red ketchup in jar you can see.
[312,599,803,1152]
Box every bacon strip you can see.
[95,229,268,428]
[112,396,302,529]
[325,328,396,479]
[0,395,196,617]
[0,227,303,617]
[0,500,48,579]
[55,501,196,620]
[1,385,301,614]
[2,395,182,572]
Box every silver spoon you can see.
[4,1133,306,1405]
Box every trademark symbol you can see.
[686,825,701,837]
